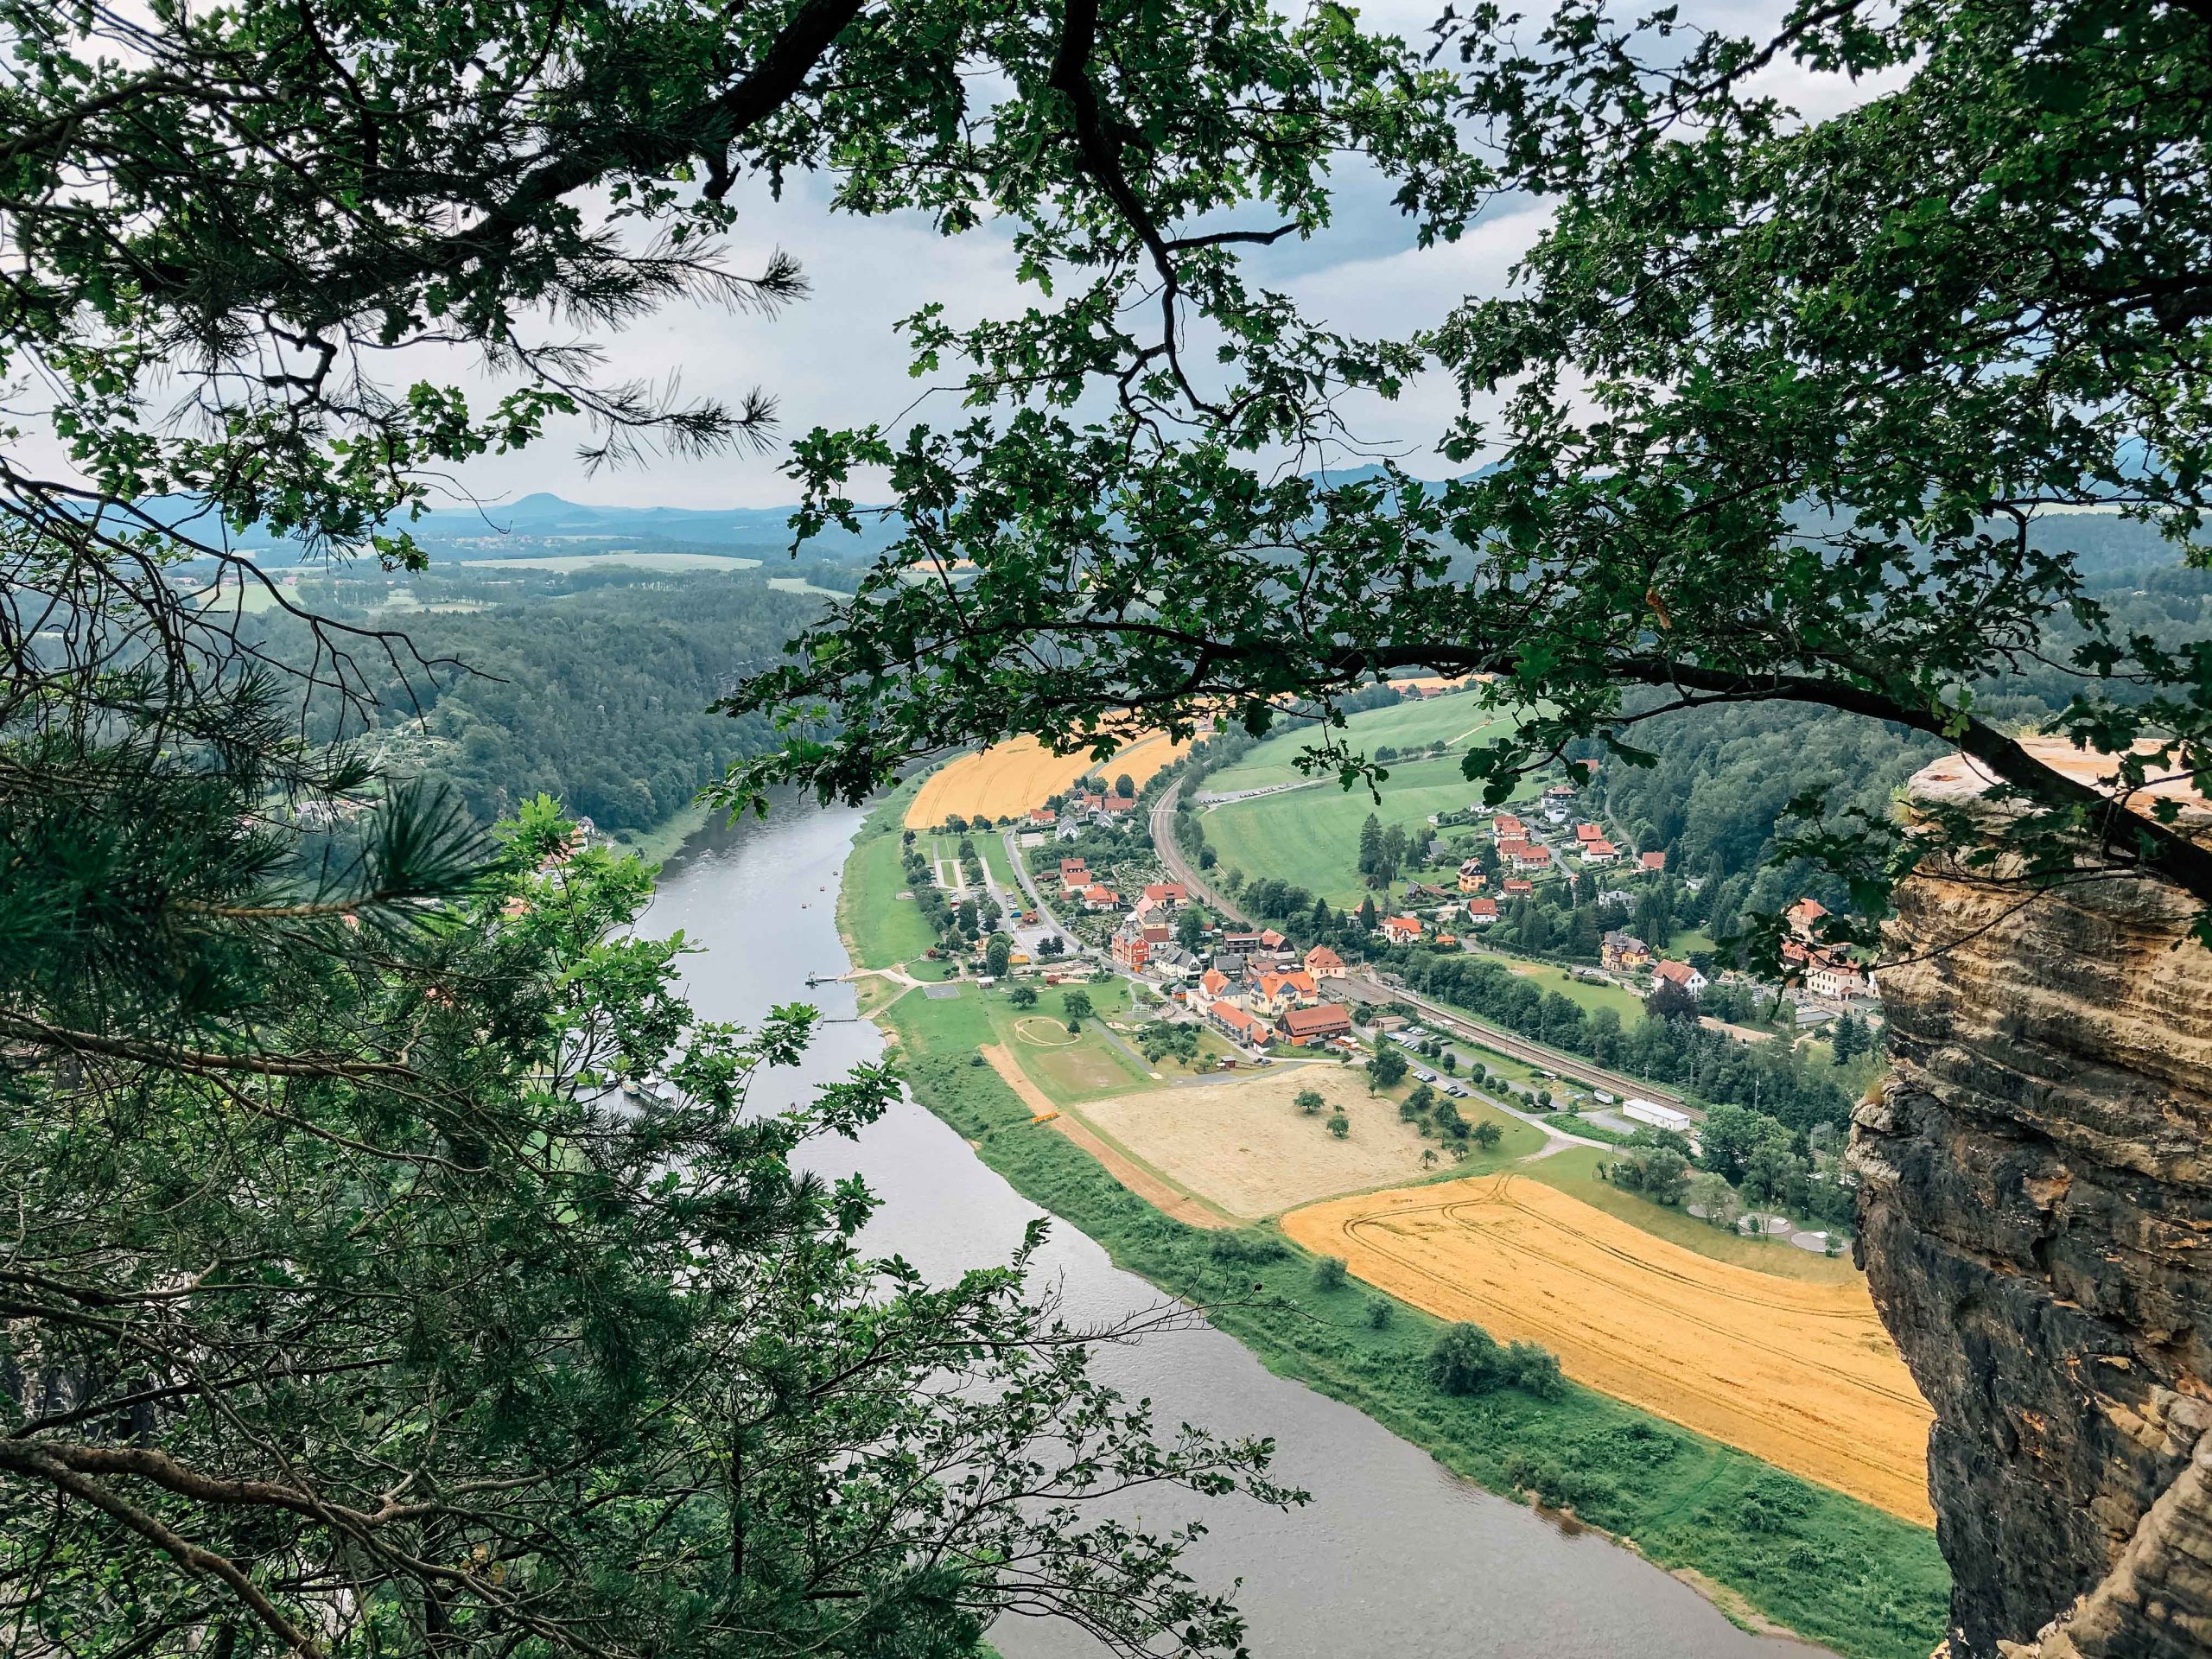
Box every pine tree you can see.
[1357,812,1384,877]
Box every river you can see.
[645,802,1815,1659]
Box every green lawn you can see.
[1205,750,1537,907]
[1207,691,1519,791]
[880,992,1948,1659]
[1523,1148,1859,1284]
[891,975,1156,1106]
[1486,956,1649,1027]
[979,832,1019,892]
[841,830,937,970]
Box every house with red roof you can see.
[1805,954,1872,1000]
[1493,814,1527,839]
[1638,849,1667,873]
[1110,919,1172,972]
[1141,882,1187,908]
[1303,944,1345,978]
[1580,839,1620,867]
[1247,969,1320,1018]
[1277,1002,1354,1046]
[1464,896,1500,925]
[1787,897,1829,938]
[1503,878,1534,894]
[1575,822,1605,843]
[1653,959,1708,997]
[1081,884,1121,912]
[1210,1002,1270,1047]
[1499,842,1554,874]
[1380,914,1423,944]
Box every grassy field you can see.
[1493,957,1649,1027]
[978,832,1019,892]
[1526,1148,1857,1283]
[841,830,938,971]
[1283,1173,1934,1522]
[1206,692,1518,791]
[1205,749,1534,907]
[875,977,1948,1659]
[613,798,712,867]
[887,978,1156,1106]
[1074,1063,1542,1220]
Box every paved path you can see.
[1148,779,1254,925]
[1192,778,1327,805]
[1327,973,1693,1116]
[999,825,1090,960]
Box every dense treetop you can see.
[721,0,2212,950]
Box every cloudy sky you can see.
[436,0,1875,512]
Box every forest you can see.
[253,567,838,836]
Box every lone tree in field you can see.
[1295,1087,1326,1116]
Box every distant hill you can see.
[149,471,2196,575]
[146,491,906,565]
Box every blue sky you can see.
[425,0,1882,511]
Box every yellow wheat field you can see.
[904,732,1189,829]
[1282,1173,1935,1522]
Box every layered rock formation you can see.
[1855,749,2212,1658]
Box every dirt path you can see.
[978,1044,1231,1230]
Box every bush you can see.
[1365,1297,1394,1329]
[1325,1111,1350,1139]
[1208,1230,1287,1266]
[1313,1255,1348,1291]
[1428,1322,1505,1395]
[1500,1340,1567,1400]
[1430,1324,1567,1399]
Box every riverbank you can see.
[612,798,714,867]
[839,804,1946,1659]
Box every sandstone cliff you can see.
[1855,748,2212,1658]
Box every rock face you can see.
[1854,753,2212,1658]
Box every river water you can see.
[645,804,1813,1659]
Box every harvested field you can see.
[904,731,1188,828]
[1281,1173,1935,1522]
[979,1046,1227,1228]
[1077,1064,1507,1219]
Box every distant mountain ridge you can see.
[147,490,906,563]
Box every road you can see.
[1148,779,1253,925]
[1192,778,1327,806]
[1323,973,1692,1115]
[998,825,1096,963]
